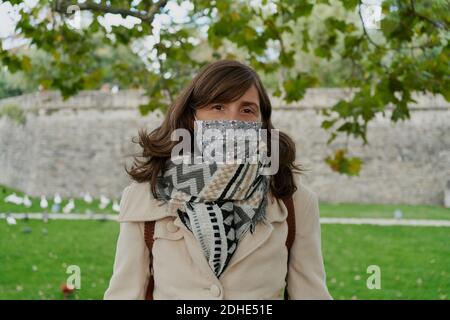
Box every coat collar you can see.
[117,181,288,224]
[118,181,288,281]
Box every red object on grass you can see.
[60,283,75,298]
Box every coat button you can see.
[209,284,221,297]
[166,221,179,233]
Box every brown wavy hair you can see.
[125,60,303,200]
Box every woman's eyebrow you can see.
[239,100,259,107]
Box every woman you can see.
[104,60,332,300]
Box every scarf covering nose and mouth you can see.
[155,120,271,278]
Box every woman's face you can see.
[194,85,261,122]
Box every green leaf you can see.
[292,2,314,19]
[332,100,352,117]
[21,56,32,71]
[139,99,168,116]
[325,148,362,176]
[325,17,347,32]
[321,119,337,129]
[283,73,318,103]
[341,0,359,10]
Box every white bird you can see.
[63,199,75,213]
[394,209,403,219]
[6,216,17,225]
[83,192,93,204]
[51,202,60,213]
[99,195,110,210]
[54,193,62,204]
[23,195,32,208]
[40,195,48,209]
[112,200,120,213]
[4,193,23,205]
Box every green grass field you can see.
[0,219,448,300]
[320,202,450,220]
[1,183,449,299]
[322,224,449,300]
[0,220,117,299]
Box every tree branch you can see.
[410,0,448,31]
[53,0,168,25]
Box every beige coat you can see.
[104,173,332,300]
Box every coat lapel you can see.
[222,193,288,273]
[172,216,220,281]
[118,182,289,281]
[172,209,274,281]
[221,216,273,273]
[172,192,289,280]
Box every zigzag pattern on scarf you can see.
[156,156,269,278]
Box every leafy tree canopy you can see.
[0,0,448,175]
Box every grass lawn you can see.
[320,202,450,220]
[0,219,448,299]
[0,220,118,299]
[322,224,449,300]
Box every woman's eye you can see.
[243,107,255,113]
[211,104,223,111]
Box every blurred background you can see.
[0,0,449,300]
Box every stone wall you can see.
[0,89,449,206]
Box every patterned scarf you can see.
[155,124,270,277]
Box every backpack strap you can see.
[144,221,155,300]
[282,196,296,300]
[143,197,296,300]
[282,196,296,252]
